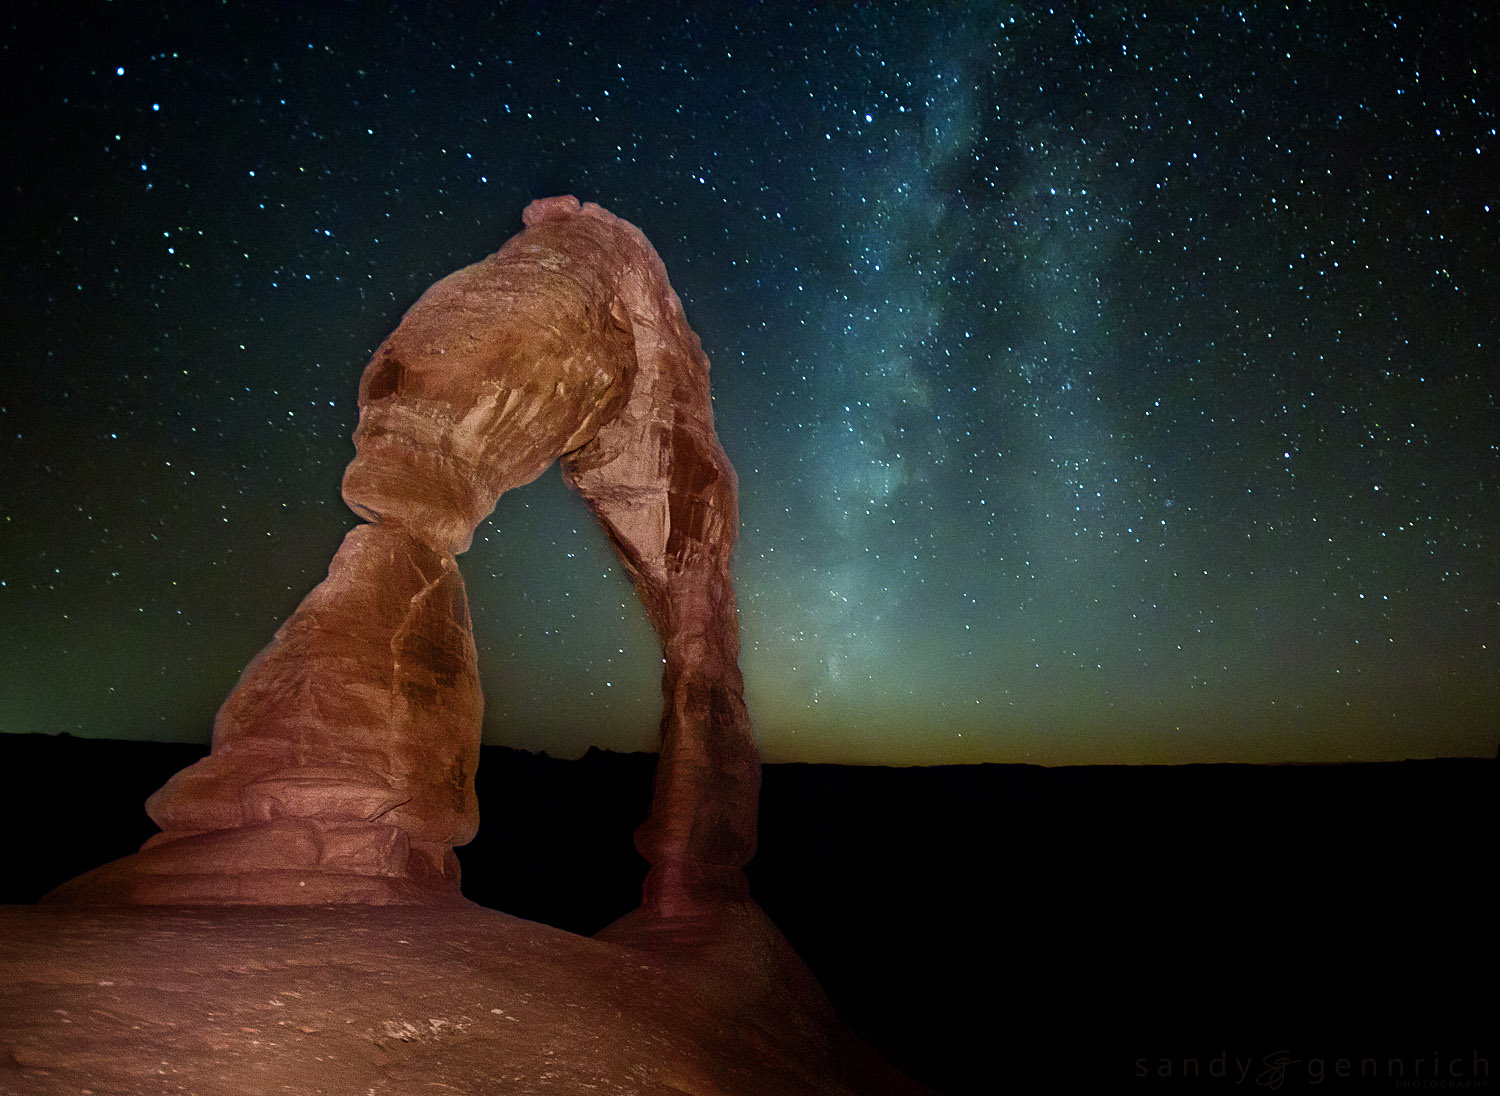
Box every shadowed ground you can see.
[1,740,1492,1093]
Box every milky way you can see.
[3,3,1495,764]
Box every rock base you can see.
[43,818,465,907]
[0,903,928,1096]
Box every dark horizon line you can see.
[5,729,1493,770]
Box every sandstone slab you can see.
[0,903,927,1096]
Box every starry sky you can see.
[3,2,1496,766]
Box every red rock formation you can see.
[0,905,931,1095]
[48,197,759,910]
[47,523,482,905]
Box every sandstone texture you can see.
[48,524,482,906]
[19,199,926,1095]
[0,904,926,1096]
[50,197,758,910]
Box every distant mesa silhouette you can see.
[48,196,758,914]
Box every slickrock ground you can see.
[0,903,922,1096]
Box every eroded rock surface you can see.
[0,905,928,1096]
[24,198,930,1095]
[50,197,757,909]
[47,523,481,906]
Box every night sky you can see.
[3,3,1496,766]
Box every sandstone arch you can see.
[49,196,760,915]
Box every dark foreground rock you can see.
[0,903,923,1096]
[2,736,1492,1094]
